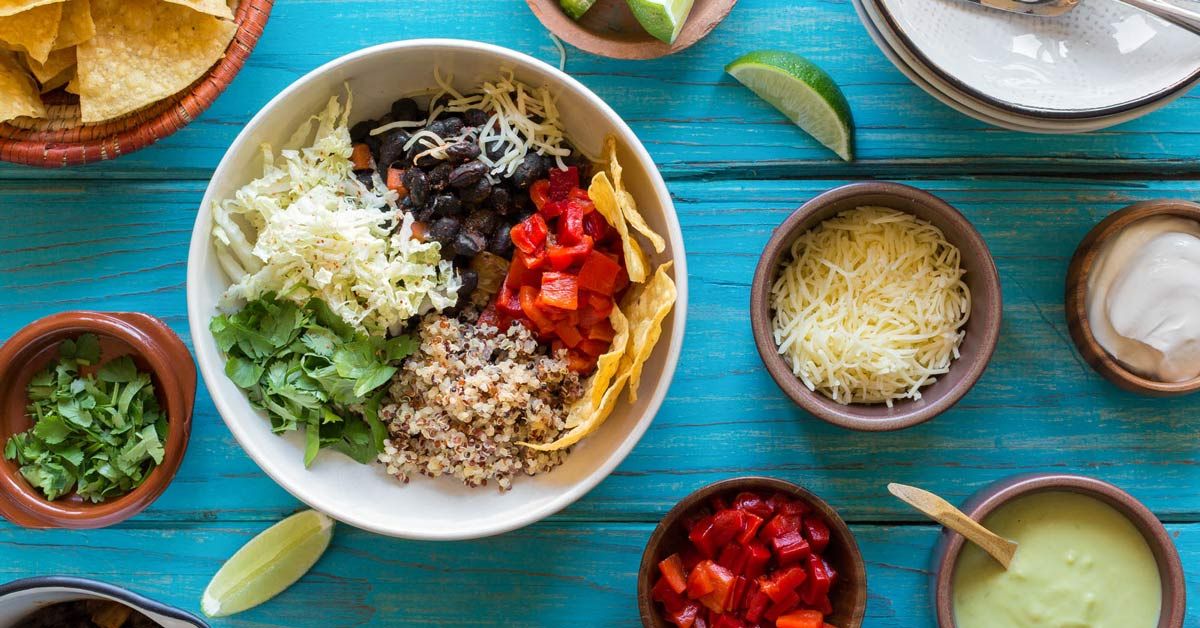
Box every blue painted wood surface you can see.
[2,1,1199,626]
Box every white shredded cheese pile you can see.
[770,206,971,406]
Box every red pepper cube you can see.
[777,499,811,517]
[688,516,719,558]
[742,541,772,579]
[553,321,584,348]
[558,199,589,245]
[495,284,523,317]
[772,531,812,567]
[736,513,764,545]
[738,578,760,613]
[733,492,775,520]
[659,554,688,595]
[687,561,717,599]
[764,590,802,622]
[538,272,578,311]
[744,590,772,623]
[511,214,548,255]
[667,603,702,628]
[802,517,832,554]
[565,350,594,373]
[530,179,550,211]
[587,318,616,343]
[716,543,747,574]
[547,165,579,201]
[711,615,745,628]
[709,509,745,548]
[681,547,704,571]
[583,210,610,240]
[776,610,825,628]
[696,562,736,614]
[547,236,594,271]
[653,576,689,613]
[801,554,832,606]
[760,513,802,544]
[518,286,555,334]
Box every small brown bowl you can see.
[525,0,737,60]
[637,477,867,628]
[0,311,196,528]
[932,473,1186,627]
[750,182,1003,431]
[1065,200,1200,396]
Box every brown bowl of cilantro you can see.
[0,311,196,529]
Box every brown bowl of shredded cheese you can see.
[750,182,1002,431]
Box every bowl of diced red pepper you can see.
[638,477,867,628]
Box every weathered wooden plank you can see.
[2,178,1199,527]
[4,1,1200,179]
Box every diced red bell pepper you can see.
[760,514,802,544]
[587,319,616,343]
[511,214,549,255]
[386,167,407,196]
[547,235,593,271]
[566,350,595,373]
[558,199,589,244]
[569,186,593,203]
[495,284,523,317]
[717,543,747,574]
[764,591,802,622]
[653,576,688,612]
[760,566,808,604]
[578,339,610,358]
[711,615,745,628]
[538,272,578,311]
[744,590,772,623]
[519,286,555,333]
[547,166,578,201]
[767,493,799,513]
[696,562,736,614]
[738,579,760,613]
[583,293,614,323]
[733,492,775,520]
[802,517,831,554]
[659,554,688,595]
[687,560,717,598]
[351,143,372,171]
[709,495,730,512]
[613,265,630,294]
[709,509,745,548]
[689,516,718,558]
[577,250,622,295]
[681,547,704,571]
[742,541,772,579]
[530,179,550,211]
[553,321,583,348]
[736,513,764,545]
[776,610,825,628]
[693,617,709,628]
[583,210,611,241]
[773,531,812,567]
[666,603,702,628]
[504,253,540,289]
[801,554,832,606]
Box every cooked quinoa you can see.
[378,312,583,491]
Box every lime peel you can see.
[726,50,856,162]
[626,0,695,44]
[201,510,334,618]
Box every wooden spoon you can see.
[887,483,1018,569]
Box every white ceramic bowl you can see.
[186,40,688,540]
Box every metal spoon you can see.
[960,0,1200,37]
[887,483,1018,569]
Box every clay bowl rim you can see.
[636,476,868,628]
[0,311,195,529]
[1064,199,1200,396]
[749,181,1003,432]
[931,473,1186,628]
[524,0,738,60]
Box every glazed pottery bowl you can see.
[637,477,867,628]
[750,182,1002,431]
[187,39,687,540]
[932,473,1186,627]
[0,576,206,627]
[1065,200,1200,396]
[525,0,737,60]
[0,312,195,529]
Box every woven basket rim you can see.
[0,0,275,168]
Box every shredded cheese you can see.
[770,206,971,406]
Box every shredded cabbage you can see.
[210,93,461,337]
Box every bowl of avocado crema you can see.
[932,474,1186,628]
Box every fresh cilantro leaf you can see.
[98,356,138,383]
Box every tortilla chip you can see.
[163,0,234,19]
[522,370,633,452]
[23,46,71,83]
[77,0,235,123]
[581,307,630,417]
[0,2,63,63]
[590,171,649,283]
[622,262,676,402]
[38,64,69,92]
[0,0,61,18]
[605,136,666,254]
[0,51,45,121]
[52,0,92,50]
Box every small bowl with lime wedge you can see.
[525,0,737,59]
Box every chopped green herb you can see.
[210,294,417,467]
[4,334,167,502]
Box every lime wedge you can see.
[625,0,695,44]
[561,0,597,19]
[201,510,334,618]
[726,50,856,161]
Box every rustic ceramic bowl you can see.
[525,0,737,60]
[0,576,207,628]
[0,312,195,528]
[750,182,1002,431]
[637,477,867,628]
[1065,200,1200,396]
[932,473,1186,627]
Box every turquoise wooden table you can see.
[3,1,1200,626]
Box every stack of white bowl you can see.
[853,0,1200,132]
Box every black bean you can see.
[446,140,481,162]
[414,207,436,223]
[355,171,376,190]
[463,209,499,235]
[453,230,487,257]
[378,129,410,169]
[406,142,440,168]
[483,139,506,162]
[449,161,488,188]
[510,153,546,189]
[430,194,462,217]
[460,177,492,204]
[427,116,464,139]
[402,169,430,206]
[429,217,460,246]
[390,98,420,121]
[488,223,515,257]
[350,120,376,143]
[459,108,486,127]
[488,186,512,215]
[427,162,452,191]
[458,268,480,297]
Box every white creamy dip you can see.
[1086,215,1200,382]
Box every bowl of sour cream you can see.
[931,473,1186,628]
[1066,200,1200,396]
